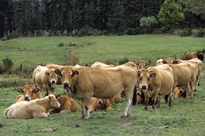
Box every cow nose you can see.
[24,96,30,101]
[52,80,56,84]
[141,85,147,89]
[179,90,183,93]
[137,92,141,96]
[98,101,102,105]
[63,82,70,89]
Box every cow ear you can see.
[45,72,50,76]
[172,60,178,64]
[71,69,79,78]
[56,94,61,99]
[17,88,24,93]
[150,73,156,78]
[55,69,62,76]
[135,61,139,65]
[162,60,167,64]
[32,87,39,93]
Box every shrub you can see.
[127,28,134,35]
[160,26,169,33]
[0,62,6,74]
[57,43,64,47]
[2,57,13,71]
[133,27,141,35]
[195,29,205,37]
[77,26,93,37]
[153,28,160,34]
[119,57,129,65]
[180,28,192,37]
[117,27,125,35]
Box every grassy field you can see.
[0,35,205,136]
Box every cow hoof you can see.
[194,89,197,92]
[79,117,84,119]
[120,115,126,119]
[156,106,160,108]
[164,101,168,104]
[144,108,148,111]
[83,118,88,121]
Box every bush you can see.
[0,62,6,74]
[133,27,141,35]
[117,27,125,35]
[160,27,169,33]
[119,57,129,65]
[57,43,64,47]
[153,28,160,34]
[195,29,205,37]
[180,28,192,37]
[77,26,93,37]
[127,28,134,35]
[2,57,13,71]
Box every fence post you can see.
[20,64,22,72]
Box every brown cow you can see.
[163,58,201,97]
[91,62,114,68]
[157,58,197,99]
[173,87,186,98]
[135,60,149,70]
[181,52,204,61]
[49,94,78,114]
[33,65,58,96]
[136,87,159,105]
[5,94,60,119]
[15,84,42,103]
[109,95,121,104]
[55,62,139,120]
[90,97,111,112]
[137,64,175,110]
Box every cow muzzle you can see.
[141,85,148,89]
[179,90,183,93]
[98,100,103,105]
[51,80,56,84]
[24,96,30,101]
[137,92,141,96]
[63,82,70,89]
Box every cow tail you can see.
[132,85,137,105]
[4,108,9,118]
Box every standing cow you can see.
[55,62,139,120]
[33,65,58,96]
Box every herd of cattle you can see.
[4,52,204,120]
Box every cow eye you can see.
[61,74,63,77]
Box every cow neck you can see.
[35,98,50,112]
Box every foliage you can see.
[2,57,13,71]
[180,28,192,37]
[140,16,158,28]
[195,29,205,37]
[158,0,185,28]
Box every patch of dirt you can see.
[41,128,57,132]
[65,52,79,64]
[117,123,132,127]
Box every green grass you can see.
[0,35,205,135]
[0,35,204,66]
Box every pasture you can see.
[0,35,205,135]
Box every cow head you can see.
[135,60,149,70]
[48,94,61,109]
[55,66,79,90]
[45,69,58,90]
[156,59,164,65]
[17,84,40,101]
[136,87,144,104]
[138,69,156,90]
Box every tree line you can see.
[0,0,205,38]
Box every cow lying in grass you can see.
[109,95,121,104]
[49,93,78,114]
[15,84,42,103]
[4,94,60,119]
[89,97,111,112]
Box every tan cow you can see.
[163,58,201,97]
[33,65,58,96]
[90,97,111,112]
[109,95,121,104]
[181,52,204,61]
[173,87,187,98]
[91,62,114,68]
[15,84,42,103]
[4,94,60,119]
[55,62,139,120]
[157,58,197,99]
[49,93,78,114]
[135,60,149,70]
[137,64,175,110]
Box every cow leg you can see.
[185,83,190,99]
[121,89,133,118]
[164,95,168,104]
[189,79,195,99]
[168,92,173,107]
[156,95,161,108]
[144,96,149,111]
[84,96,92,121]
[33,112,49,118]
[80,100,86,119]
[43,85,49,96]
